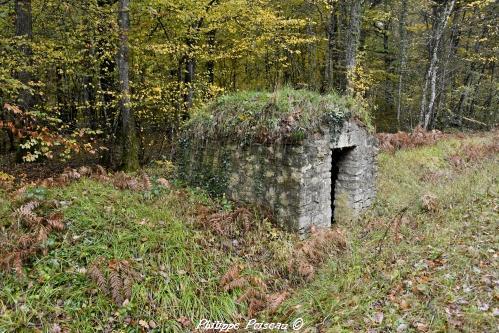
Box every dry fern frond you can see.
[266,292,289,313]
[36,226,49,243]
[88,264,108,295]
[78,166,91,177]
[112,172,129,190]
[223,277,249,291]
[202,207,254,237]
[248,275,268,292]
[87,259,139,306]
[421,194,439,213]
[46,212,65,231]
[94,165,107,176]
[220,264,243,287]
[123,276,133,300]
[297,261,315,281]
[287,227,346,281]
[377,126,445,152]
[63,168,81,180]
[237,288,266,303]
[140,173,152,191]
[13,253,23,276]
[248,299,266,317]
[157,178,171,189]
[15,201,41,224]
[110,270,124,305]
[18,234,35,249]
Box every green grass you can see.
[184,88,371,144]
[0,132,497,332]
[273,134,498,332]
[0,182,239,332]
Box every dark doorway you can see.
[331,147,354,223]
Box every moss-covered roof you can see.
[184,88,370,144]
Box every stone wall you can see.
[329,121,378,217]
[178,140,307,230]
[178,120,378,232]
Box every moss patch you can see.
[184,88,369,145]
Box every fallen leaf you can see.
[51,324,62,333]
[177,316,190,327]
[373,312,384,325]
[415,322,428,332]
[477,301,490,311]
[138,319,149,329]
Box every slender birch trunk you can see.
[396,0,408,128]
[419,0,456,130]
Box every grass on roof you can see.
[185,88,370,144]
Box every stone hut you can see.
[178,90,378,232]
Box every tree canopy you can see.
[0,0,497,166]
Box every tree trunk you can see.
[344,0,364,94]
[12,0,34,160]
[454,22,487,118]
[396,0,408,128]
[434,8,461,128]
[419,0,456,130]
[183,46,195,115]
[207,29,216,84]
[15,0,34,111]
[324,1,339,92]
[97,0,119,167]
[118,0,139,171]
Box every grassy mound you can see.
[185,88,370,144]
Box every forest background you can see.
[0,0,497,169]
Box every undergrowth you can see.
[0,131,497,332]
[0,166,344,332]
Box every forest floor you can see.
[0,131,497,332]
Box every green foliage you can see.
[2,0,497,162]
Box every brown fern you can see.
[287,227,346,281]
[1,201,66,275]
[15,201,41,226]
[109,270,124,305]
[36,226,49,243]
[223,277,249,291]
[45,213,65,231]
[86,258,140,306]
[220,264,243,287]
[237,288,266,303]
[88,263,108,295]
[77,166,91,177]
[248,299,266,317]
[248,275,268,292]
[123,276,133,300]
[266,292,289,313]
[140,172,152,191]
[94,165,107,176]
[13,253,23,276]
